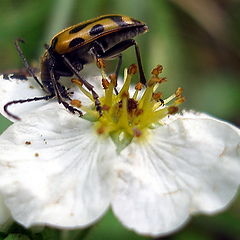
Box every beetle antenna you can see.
[4,94,55,120]
[15,38,45,90]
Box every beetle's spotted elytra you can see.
[4,14,149,120]
[51,15,147,54]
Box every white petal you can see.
[0,73,105,121]
[0,105,115,228]
[112,114,240,236]
[0,74,49,121]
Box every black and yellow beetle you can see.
[4,14,148,120]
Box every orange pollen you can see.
[168,106,179,114]
[152,92,162,101]
[96,58,105,69]
[71,78,83,86]
[135,82,143,91]
[127,98,138,112]
[176,87,183,97]
[102,78,110,89]
[175,97,185,104]
[151,64,163,76]
[109,73,117,81]
[70,99,82,108]
[128,64,138,75]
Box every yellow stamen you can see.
[71,78,93,101]
[71,64,184,150]
[118,64,137,97]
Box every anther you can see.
[128,64,138,75]
[175,97,185,104]
[151,65,163,76]
[70,99,82,108]
[168,106,179,115]
[109,73,117,86]
[96,58,105,69]
[102,78,110,89]
[152,92,162,101]
[71,78,83,86]
[127,98,138,112]
[175,87,183,98]
[135,82,143,91]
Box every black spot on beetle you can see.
[69,15,114,34]
[69,15,132,35]
[51,37,58,49]
[89,24,104,36]
[69,37,85,48]
[110,16,129,27]
[69,24,88,34]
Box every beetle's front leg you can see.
[48,62,83,116]
[91,41,122,94]
[62,55,102,116]
[93,39,146,85]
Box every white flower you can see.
[0,66,239,237]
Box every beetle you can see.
[4,14,148,120]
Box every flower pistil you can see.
[71,64,185,151]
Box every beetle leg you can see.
[91,40,122,83]
[90,40,105,58]
[94,39,146,85]
[61,55,102,116]
[112,54,122,94]
[134,42,146,85]
[15,39,46,90]
[4,94,55,121]
[115,54,122,82]
[49,67,83,116]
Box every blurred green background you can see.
[0,0,239,239]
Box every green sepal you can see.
[110,130,133,153]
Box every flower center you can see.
[71,63,184,151]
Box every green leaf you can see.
[40,227,60,240]
[84,210,148,240]
[0,115,11,134]
[4,234,30,240]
